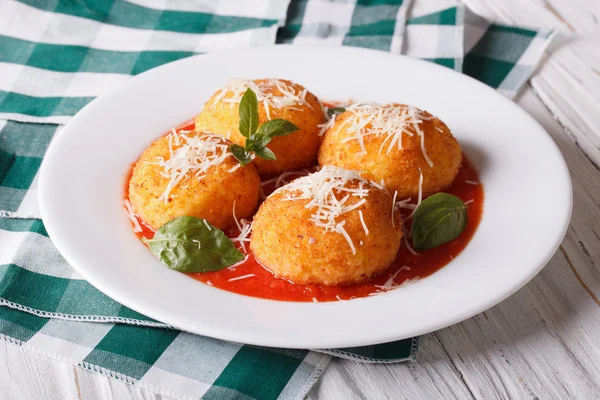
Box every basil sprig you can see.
[411,193,468,250]
[230,88,299,167]
[143,216,244,273]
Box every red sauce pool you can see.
[128,120,484,302]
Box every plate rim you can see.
[38,44,573,348]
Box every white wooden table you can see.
[2,0,600,398]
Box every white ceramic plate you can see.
[39,45,572,349]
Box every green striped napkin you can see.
[0,0,553,398]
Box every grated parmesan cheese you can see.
[228,254,250,269]
[275,170,310,189]
[403,227,418,256]
[231,200,252,252]
[374,265,411,290]
[395,197,417,211]
[153,131,234,203]
[358,210,369,236]
[123,200,142,233]
[228,274,256,282]
[212,79,312,120]
[406,169,424,221]
[334,103,434,166]
[273,166,374,254]
[317,113,337,136]
[391,190,398,228]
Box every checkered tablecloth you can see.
[0,0,553,399]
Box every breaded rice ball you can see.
[250,166,402,286]
[318,103,462,198]
[128,131,261,231]
[195,78,326,177]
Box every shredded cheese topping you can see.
[228,274,256,282]
[273,166,374,254]
[404,169,423,221]
[330,103,434,166]
[374,265,411,290]
[318,114,337,136]
[123,200,142,233]
[212,78,312,120]
[403,226,418,256]
[358,210,369,236]
[229,254,250,269]
[232,200,252,252]
[150,131,234,203]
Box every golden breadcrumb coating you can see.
[129,132,261,230]
[250,179,402,286]
[319,104,462,197]
[196,79,326,177]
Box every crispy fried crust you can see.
[195,79,326,177]
[250,182,402,286]
[319,104,462,197]
[129,133,261,230]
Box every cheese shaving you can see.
[403,229,418,256]
[375,268,403,290]
[464,199,474,205]
[374,270,420,292]
[374,265,410,290]
[155,132,233,203]
[232,200,252,252]
[395,198,417,210]
[318,113,337,136]
[465,180,478,185]
[334,103,434,166]
[228,274,256,282]
[212,78,312,120]
[391,190,398,228]
[358,210,369,236]
[123,200,142,233]
[273,166,374,254]
[228,254,250,269]
[275,170,310,189]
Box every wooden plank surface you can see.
[2,0,600,399]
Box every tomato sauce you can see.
[127,119,484,302]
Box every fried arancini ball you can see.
[250,166,402,286]
[128,131,261,231]
[195,79,326,177]
[318,104,462,198]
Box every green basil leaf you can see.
[230,144,252,167]
[254,146,276,161]
[327,107,346,117]
[143,216,244,273]
[411,193,468,250]
[239,88,259,138]
[245,138,256,152]
[254,119,299,148]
